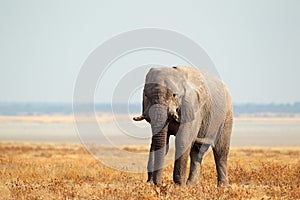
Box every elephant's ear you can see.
[142,92,150,113]
[180,90,196,123]
[141,92,150,121]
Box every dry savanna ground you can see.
[0,142,299,199]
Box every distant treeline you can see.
[0,103,141,116]
[234,102,300,117]
[0,102,300,117]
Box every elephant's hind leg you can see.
[212,114,233,186]
[187,143,210,185]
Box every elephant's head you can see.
[133,67,196,125]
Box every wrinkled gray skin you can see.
[133,66,233,186]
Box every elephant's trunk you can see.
[151,124,168,185]
[147,104,169,185]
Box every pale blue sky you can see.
[0,0,299,103]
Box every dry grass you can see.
[0,142,299,199]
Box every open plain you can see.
[0,142,299,199]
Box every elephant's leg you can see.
[173,146,190,186]
[147,142,154,183]
[187,143,210,185]
[212,115,233,186]
[173,128,194,186]
[173,120,200,186]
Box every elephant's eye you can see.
[173,93,178,98]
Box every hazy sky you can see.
[0,0,299,104]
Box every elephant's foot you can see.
[173,174,188,187]
[147,172,153,183]
[186,178,200,187]
[187,162,201,187]
[153,180,162,186]
[153,170,163,186]
[146,177,153,183]
[174,181,186,187]
[217,179,229,187]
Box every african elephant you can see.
[133,66,233,186]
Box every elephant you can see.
[133,66,233,186]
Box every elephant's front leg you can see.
[173,130,194,186]
[173,148,190,186]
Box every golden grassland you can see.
[0,142,299,199]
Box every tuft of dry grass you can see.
[0,142,299,199]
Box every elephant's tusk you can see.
[133,115,145,121]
